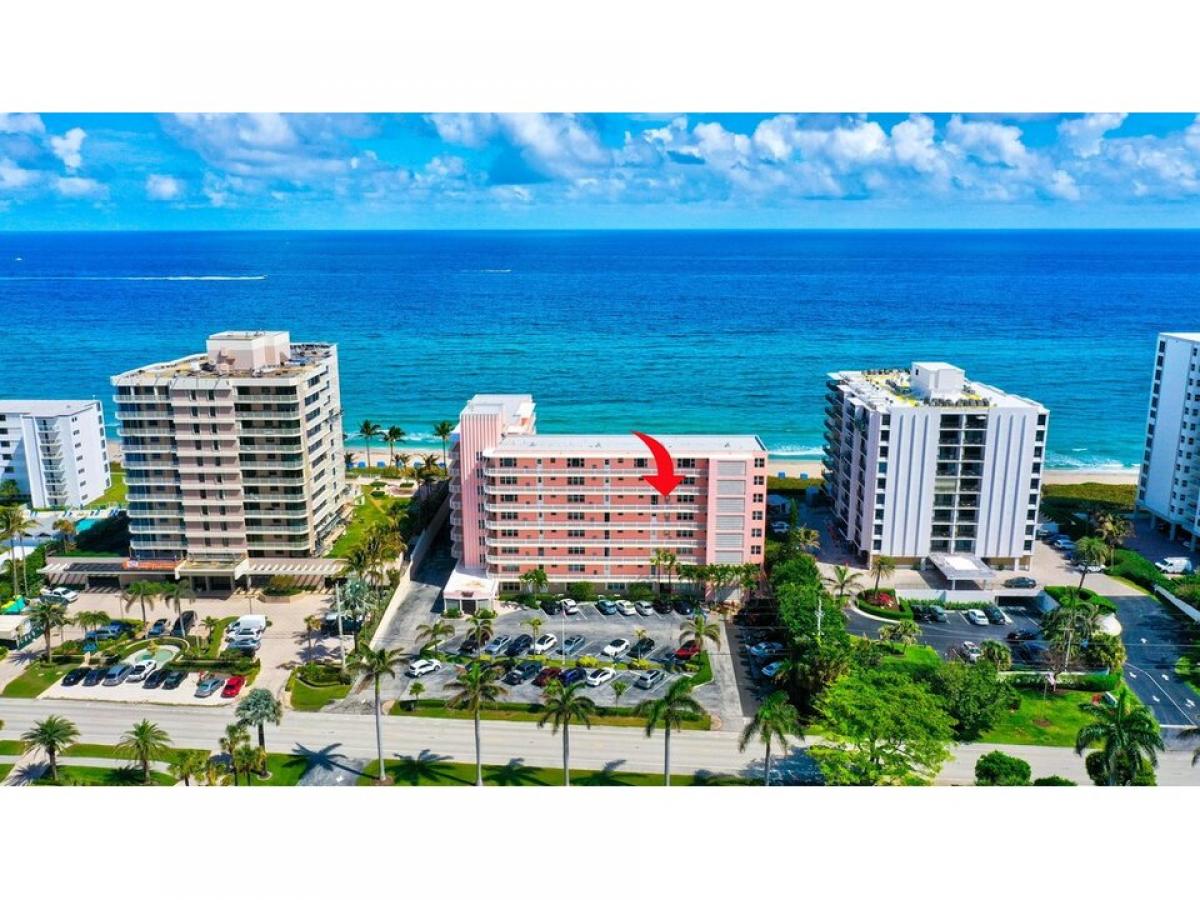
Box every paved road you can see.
[1112,595,1200,728]
[3,696,1198,784]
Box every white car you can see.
[127,659,157,681]
[482,635,511,654]
[601,638,631,659]
[1075,563,1105,574]
[406,658,443,677]
[228,627,263,642]
[46,586,79,603]
[748,641,785,659]
[616,600,636,616]
[635,600,654,616]
[761,660,785,679]
[531,633,557,654]
[964,609,989,626]
[227,636,262,652]
[960,641,982,663]
[586,667,616,687]
[561,598,579,615]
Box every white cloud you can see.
[1047,169,1081,201]
[945,115,1031,168]
[53,175,105,198]
[0,157,38,190]
[890,115,949,177]
[0,113,45,135]
[427,113,498,148]
[145,173,184,200]
[1058,113,1125,158]
[50,127,86,170]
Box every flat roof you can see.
[444,565,500,601]
[829,366,1043,412]
[112,343,335,383]
[0,399,101,417]
[928,552,997,582]
[488,433,765,455]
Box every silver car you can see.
[103,664,133,686]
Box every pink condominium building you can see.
[446,394,768,611]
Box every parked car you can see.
[672,599,696,616]
[162,670,187,690]
[531,633,557,655]
[770,521,790,536]
[482,635,511,655]
[195,674,226,697]
[748,641,784,659]
[86,622,130,642]
[616,599,636,616]
[147,618,169,638]
[959,641,982,663]
[928,605,948,622]
[460,635,481,655]
[1157,557,1194,575]
[636,669,666,690]
[61,667,89,686]
[674,640,701,662]
[1053,538,1077,553]
[170,610,197,636]
[103,663,133,686]
[46,586,80,603]
[586,668,616,687]
[83,667,106,687]
[601,638,631,659]
[964,609,989,626]
[1075,562,1105,574]
[635,600,654,616]
[532,666,562,687]
[1007,629,1038,643]
[761,660,785,679]
[506,634,534,658]
[406,658,443,677]
[562,598,580,615]
[597,599,618,615]
[912,605,932,622]
[541,597,562,616]
[127,659,157,682]
[321,613,363,635]
[1004,576,1037,589]
[227,636,261,652]
[505,661,542,685]
[630,637,656,659]
[562,634,586,656]
[652,598,672,614]
[226,615,267,635]
[559,667,587,686]
[984,606,1010,625]
[143,669,168,689]
[222,675,246,698]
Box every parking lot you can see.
[847,600,1046,664]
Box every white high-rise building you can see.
[108,331,350,591]
[1137,332,1200,548]
[823,362,1048,572]
[0,400,111,508]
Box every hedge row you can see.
[1106,549,1172,593]
[856,589,914,620]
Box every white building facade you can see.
[0,400,111,508]
[823,362,1048,570]
[1137,332,1200,547]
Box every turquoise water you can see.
[0,229,1195,469]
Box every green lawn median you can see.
[358,758,746,786]
[389,698,712,730]
[1,662,75,698]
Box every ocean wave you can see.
[0,274,267,281]
[460,268,512,274]
[1043,451,1138,471]
[764,444,825,458]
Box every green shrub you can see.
[1032,775,1076,786]
[296,661,352,686]
[263,575,302,596]
[627,583,653,603]
[856,589,913,620]
[975,750,1032,786]
[1106,549,1170,593]
[1044,585,1116,614]
[567,582,596,603]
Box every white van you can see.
[225,614,267,635]
[1156,557,1194,575]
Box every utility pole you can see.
[335,581,346,670]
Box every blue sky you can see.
[3,113,1200,228]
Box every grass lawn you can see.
[60,743,199,765]
[33,765,176,786]
[983,688,1105,747]
[85,462,126,509]
[244,753,312,786]
[358,758,748,786]
[288,672,351,711]
[877,643,943,677]
[328,485,408,558]
[0,739,27,756]
[389,700,711,730]
[1,662,74,698]
[0,763,12,781]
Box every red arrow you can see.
[633,431,684,497]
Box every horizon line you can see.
[5,226,1200,235]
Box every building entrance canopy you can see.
[927,552,996,585]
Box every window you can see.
[753,475,764,485]
[754,458,765,469]
[567,457,584,468]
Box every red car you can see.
[221,674,246,698]
[674,640,701,662]
[532,666,562,687]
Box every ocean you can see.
[0,229,1195,469]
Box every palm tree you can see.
[739,690,802,785]
[610,678,630,709]
[123,580,160,626]
[383,425,406,468]
[160,579,193,635]
[465,611,495,649]
[117,719,172,784]
[408,679,426,709]
[0,505,35,596]
[823,565,862,607]
[358,420,382,468]
[446,662,509,785]
[420,453,441,480]
[868,555,896,597]
[52,518,77,551]
[635,678,704,786]
[22,714,79,783]
[679,611,721,654]
[878,619,921,646]
[236,688,283,754]
[787,526,822,556]
[27,600,68,661]
[1043,599,1100,673]
[347,646,405,783]
[414,619,455,654]
[303,614,322,659]
[202,615,221,643]
[234,743,267,785]
[219,723,251,786]
[1074,536,1109,590]
[981,639,1013,670]
[537,678,596,785]
[433,421,454,472]
[73,609,110,651]
[1093,512,1132,557]
[168,749,209,786]
[1075,690,1164,785]
[524,617,544,641]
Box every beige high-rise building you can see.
[108,331,350,591]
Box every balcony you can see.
[482,484,701,497]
